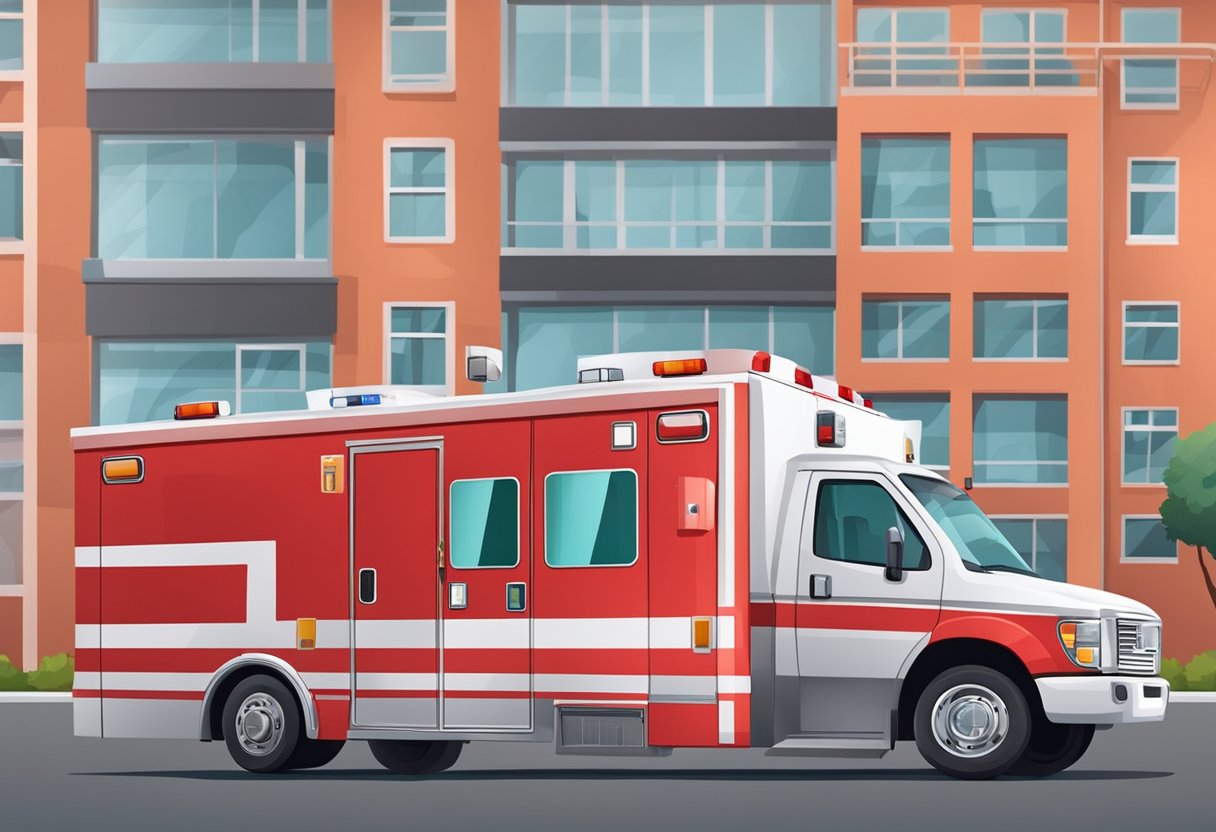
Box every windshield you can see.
[899,474,1038,577]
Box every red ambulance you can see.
[71,349,1168,780]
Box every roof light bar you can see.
[173,401,231,421]
[330,393,383,409]
[794,367,814,390]
[579,367,625,384]
[653,358,708,378]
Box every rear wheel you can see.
[1007,721,1094,777]
[913,665,1031,780]
[222,675,302,774]
[368,740,463,775]
[287,738,346,770]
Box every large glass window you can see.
[386,142,451,242]
[1128,159,1178,242]
[973,395,1068,484]
[545,470,638,567]
[861,298,950,360]
[0,342,19,422]
[0,1,20,71]
[1121,8,1180,109]
[504,155,834,252]
[386,304,448,390]
[97,137,329,259]
[1122,517,1176,562]
[861,137,950,248]
[1123,303,1179,364]
[854,7,953,88]
[450,478,520,568]
[973,138,1067,248]
[0,133,21,240]
[97,0,330,63]
[812,479,929,570]
[511,304,833,391]
[974,298,1068,359]
[973,9,1071,88]
[95,340,331,425]
[507,2,835,107]
[868,395,949,469]
[385,0,451,90]
[990,517,1067,581]
[1123,408,1177,485]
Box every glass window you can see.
[869,395,949,468]
[812,479,929,570]
[1122,8,1180,108]
[608,5,644,104]
[973,395,1068,484]
[513,4,565,105]
[508,160,564,248]
[97,0,328,63]
[713,4,765,106]
[855,7,953,88]
[516,306,614,391]
[974,138,1068,247]
[387,143,450,242]
[973,10,1071,88]
[0,0,21,71]
[618,306,704,352]
[773,3,835,105]
[97,137,329,259]
[861,298,950,360]
[0,133,19,240]
[545,470,638,567]
[575,161,617,248]
[0,342,20,421]
[861,137,950,248]
[974,298,1068,359]
[1123,408,1177,485]
[990,517,1067,581]
[1129,159,1178,241]
[1123,303,1179,363]
[570,6,603,105]
[386,0,451,90]
[450,478,520,568]
[1123,516,1176,561]
[774,306,834,376]
[95,340,330,424]
[387,305,448,388]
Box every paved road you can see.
[1,702,1208,831]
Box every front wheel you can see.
[1007,721,1094,777]
[222,675,303,773]
[368,740,463,775]
[913,665,1031,780]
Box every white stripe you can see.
[717,675,751,694]
[443,618,528,649]
[77,672,211,692]
[535,618,648,649]
[355,673,438,691]
[354,619,437,649]
[535,674,649,694]
[442,673,530,693]
[82,620,350,651]
[718,700,736,744]
[651,675,715,697]
[300,673,349,690]
[75,547,101,568]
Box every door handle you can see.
[358,568,377,604]
[809,574,832,600]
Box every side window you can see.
[545,470,638,567]
[450,478,519,568]
[813,480,930,570]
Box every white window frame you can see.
[1120,406,1178,487]
[383,301,455,395]
[972,137,1069,252]
[1127,157,1179,245]
[1122,300,1180,365]
[383,0,456,93]
[234,343,307,415]
[854,7,952,90]
[543,468,640,568]
[449,477,522,570]
[1120,7,1181,111]
[1121,514,1178,564]
[972,297,1068,361]
[861,298,951,362]
[987,514,1068,576]
[384,138,455,244]
[977,8,1070,92]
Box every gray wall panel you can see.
[88,89,335,133]
[501,107,837,144]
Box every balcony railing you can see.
[503,220,834,253]
[842,42,1099,93]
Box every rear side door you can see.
[794,470,944,736]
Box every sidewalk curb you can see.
[0,692,72,703]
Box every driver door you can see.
[794,470,944,737]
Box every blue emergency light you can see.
[330,393,383,408]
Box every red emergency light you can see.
[794,367,814,390]
[751,351,772,372]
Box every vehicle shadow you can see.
[75,767,1174,783]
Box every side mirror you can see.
[465,346,503,384]
[885,526,904,583]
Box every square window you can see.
[385,0,452,91]
[973,395,1068,484]
[1128,159,1178,242]
[1121,9,1180,109]
[973,138,1067,249]
[386,142,452,243]
[862,298,950,360]
[1122,408,1178,484]
[1122,516,1177,561]
[386,304,450,390]
[1123,303,1179,363]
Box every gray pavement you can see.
[0,702,1207,831]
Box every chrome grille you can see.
[1117,620,1160,675]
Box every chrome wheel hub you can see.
[235,693,285,757]
[932,684,1009,758]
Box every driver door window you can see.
[813,480,929,570]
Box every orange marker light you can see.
[1059,622,1077,649]
[653,358,708,377]
[692,617,713,651]
[102,457,143,484]
[174,400,232,420]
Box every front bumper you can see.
[1035,675,1169,725]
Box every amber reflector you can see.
[653,358,708,377]
[102,457,143,483]
[692,618,712,650]
[174,401,226,420]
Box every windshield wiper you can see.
[980,564,1040,578]
[963,562,992,574]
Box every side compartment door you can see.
[351,444,441,729]
[794,471,943,736]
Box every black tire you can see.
[368,740,463,775]
[222,674,303,774]
[1007,721,1095,777]
[913,665,1032,780]
[286,739,346,770]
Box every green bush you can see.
[0,655,30,692]
[26,653,73,692]
[1160,657,1188,692]
[1183,651,1216,691]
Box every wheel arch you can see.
[199,654,319,741]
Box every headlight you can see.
[1059,620,1102,668]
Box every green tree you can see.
[1159,423,1216,612]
